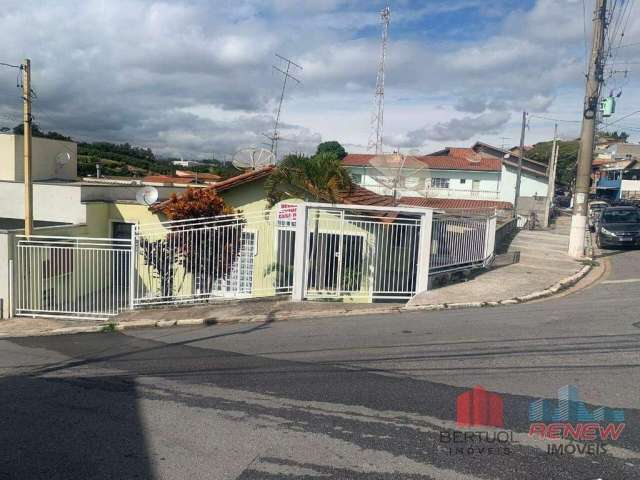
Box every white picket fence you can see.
[11,203,497,319]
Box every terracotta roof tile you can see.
[143,175,194,184]
[208,166,274,192]
[399,196,512,210]
[342,153,376,166]
[418,154,502,172]
[342,150,502,172]
[149,166,275,212]
[174,170,222,181]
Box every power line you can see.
[603,109,640,125]
[529,114,581,124]
[611,40,640,49]
[0,61,21,69]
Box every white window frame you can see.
[431,177,450,189]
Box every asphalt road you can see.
[1,248,639,479]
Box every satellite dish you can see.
[136,186,159,206]
[468,152,482,163]
[368,152,429,201]
[56,152,71,166]
[232,147,276,170]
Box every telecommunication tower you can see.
[368,5,390,154]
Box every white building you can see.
[342,142,549,210]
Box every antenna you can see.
[368,152,428,205]
[368,5,390,154]
[232,147,276,171]
[136,186,159,206]
[271,53,302,160]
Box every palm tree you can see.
[265,152,353,290]
[265,152,353,205]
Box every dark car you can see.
[595,206,640,248]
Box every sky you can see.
[0,0,638,160]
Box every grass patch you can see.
[579,259,599,267]
[100,322,117,333]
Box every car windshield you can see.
[602,209,640,224]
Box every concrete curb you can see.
[1,262,594,338]
[403,262,593,313]
[0,305,405,338]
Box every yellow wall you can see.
[23,179,377,305]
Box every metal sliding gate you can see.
[11,204,498,319]
[303,207,423,300]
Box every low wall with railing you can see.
[7,203,501,319]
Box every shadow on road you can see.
[0,374,152,480]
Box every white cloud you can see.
[0,0,636,160]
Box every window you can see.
[460,179,466,184]
[602,209,640,224]
[431,177,450,189]
[472,179,481,191]
[351,173,362,184]
[220,231,256,294]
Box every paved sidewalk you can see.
[0,300,404,338]
[407,215,589,308]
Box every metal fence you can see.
[14,235,131,320]
[132,212,296,306]
[304,208,422,300]
[11,204,499,319]
[430,214,496,273]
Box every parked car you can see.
[594,206,640,248]
[588,200,609,228]
[555,194,571,208]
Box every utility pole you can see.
[22,58,33,237]
[568,0,607,258]
[271,54,301,160]
[513,111,527,214]
[543,123,559,228]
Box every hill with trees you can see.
[12,123,238,179]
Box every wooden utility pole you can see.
[513,111,527,214]
[22,58,33,237]
[568,0,607,258]
[543,123,559,228]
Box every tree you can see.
[265,152,353,205]
[13,123,72,141]
[599,130,629,142]
[528,139,579,188]
[140,188,244,298]
[265,152,353,289]
[316,141,347,160]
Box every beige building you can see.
[0,133,77,182]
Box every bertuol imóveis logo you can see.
[528,384,625,455]
[439,385,515,456]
